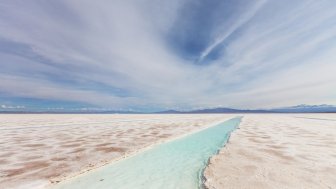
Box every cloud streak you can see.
[197,0,267,63]
[0,0,335,110]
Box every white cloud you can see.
[198,0,268,62]
[0,0,335,110]
[0,104,25,109]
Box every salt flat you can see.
[204,114,336,189]
[0,114,233,189]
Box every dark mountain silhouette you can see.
[1,104,335,114]
[271,104,336,113]
[157,104,336,113]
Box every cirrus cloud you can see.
[0,0,335,111]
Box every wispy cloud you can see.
[197,0,267,63]
[0,0,335,110]
[0,104,25,109]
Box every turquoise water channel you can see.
[54,117,242,189]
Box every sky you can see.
[0,0,336,112]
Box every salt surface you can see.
[0,114,234,188]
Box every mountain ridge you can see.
[156,104,336,113]
[1,104,335,114]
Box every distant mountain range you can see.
[157,104,336,114]
[157,107,270,114]
[1,104,336,114]
[270,104,336,113]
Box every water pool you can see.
[53,117,241,189]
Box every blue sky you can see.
[0,0,336,111]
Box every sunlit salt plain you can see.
[204,114,336,189]
[0,114,236,189]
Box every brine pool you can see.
[53,117,242,189]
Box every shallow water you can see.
[54,117,241,189]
